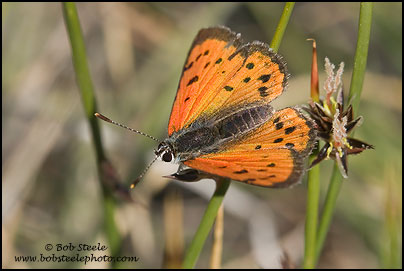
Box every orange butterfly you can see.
[97,26,316,188]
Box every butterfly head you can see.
[155,141,175,163]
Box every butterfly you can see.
[96,26,316,188]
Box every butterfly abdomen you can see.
[169,103,273,161]
[216,104,273,139]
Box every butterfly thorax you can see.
[164,103,274,162]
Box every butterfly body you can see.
[157,26,316,187]
[162,102,274,162]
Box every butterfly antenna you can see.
[95,113,159,142]
[130,155,159,189]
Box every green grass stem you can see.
[270,2,295,52]
[62,2,122,266]
[348,2,373,113]
[314,2,373,266]
[182,179,230,269]
[303,158,321,269]
[315,163,343,264]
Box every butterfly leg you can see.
[168,168,203,182]
[161,163,203,182]
[164,164,225,183]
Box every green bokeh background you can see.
[3,2,401,268]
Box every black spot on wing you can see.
[183,61,193,71]
[276,122,284,130]
[285,126,296,134]
[258,175,276,180]
[224,86,234,91]
[285,143,295,149]
[234,169,248,174]
[187,76,199,86]
[246,63,254,69]
[258,86,269,97]
[258,74,271,83]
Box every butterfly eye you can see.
[155,142,167,157]
[162,151,173,162]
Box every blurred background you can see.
[2,2,401,269]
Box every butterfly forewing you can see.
[168,26,288,136]
[168,27,241,135]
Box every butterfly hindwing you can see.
[183,108,316,187]
[168,26,289,136]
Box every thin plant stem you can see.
[383,168,401,269]
[270,2,295,52]
[210,204,224,269]
[314,2,373,266]
[182,179,230,269]
[315,163,343,263]
[303,158,320,269]
[181,3,295,268]
[348,2,373,113]
[62,2,122,266]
